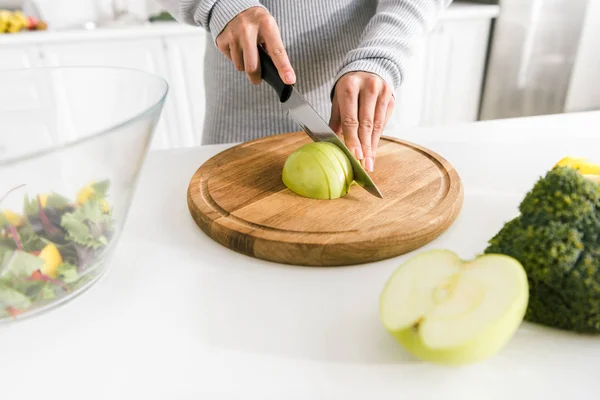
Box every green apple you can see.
[318,142,354,190]
[282,142,354,199]
[379,249,529,365]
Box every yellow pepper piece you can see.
[39,194,48,208]
[2,209,23,227]
[555,156,600,175]
[76,183,95,205]
[39,244,63,278]
[76,181,110,213]
[100,199,110,213]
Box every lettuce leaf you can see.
[0,281,32,309]
[0,250,44,278]
[60,200,114,249]
[45,193,70,209]
[23,193,70,216]
[40,284,57,300]
[57,263,79,284]
[19,224,46,252]
[90,180,110,200]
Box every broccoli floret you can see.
[519,166,600,243]
[486,218,584,283]
[484,166,600,333]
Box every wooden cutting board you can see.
[187,131,463,266]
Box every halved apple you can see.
[318,142,354,190]
[282,142,354,199]
[379,250,529,365]
[298,145,346,199]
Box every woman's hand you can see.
[329,72,395,172]
[215,7,296,86]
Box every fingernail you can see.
[285,72,295,83]
[354,147,364,160]
[365,157,374,172]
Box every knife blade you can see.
[257,45,383,199]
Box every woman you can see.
[156,0,452,172]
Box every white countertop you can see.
[1,111,599,399]
[0,1,500,45]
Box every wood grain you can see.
[187,131,464,266]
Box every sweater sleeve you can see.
[333,0,453,96]
[153,0,266,42]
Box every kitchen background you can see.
[1,0,598,150]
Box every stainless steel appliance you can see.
[475,0,591,120]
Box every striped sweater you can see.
[156,0,452,144]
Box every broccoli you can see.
[485,166,600,333]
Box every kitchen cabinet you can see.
[0,2,500,149]
[163,34,208,148]
[390,9,495,134]
[0,45,42,71]
[39,39,179,150]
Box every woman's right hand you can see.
[216,7,296,86]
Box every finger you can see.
[329,92,342,138]
[259,19,296,84]
[370,94,390,163]
[240,27,261,84]
[385,95,395,126]
[229,42,244,72]
[338,80,362,161]
[216,34,231,59]
[221,45,232,61]
[358,84,379,172]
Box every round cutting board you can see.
[187,131,463,266]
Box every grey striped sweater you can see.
[156,0,452,144]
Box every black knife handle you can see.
[258,44,293,103]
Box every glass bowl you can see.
[0,66,168,323]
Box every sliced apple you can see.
[379,249,529,365]
[282,148,330,199]
[319,142,354,190]
[298,145,345,199]
[282,142,353,200]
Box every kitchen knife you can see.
[257,45,383,199]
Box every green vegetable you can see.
[484,166,600,333]
[61,199,113,248]
[89,181,110,200]
[0,180,115,320]
[0,282,32,310]
[23,193,70,216]
[57,263,79,284]
[0,250,44,278]
[19,224,46,252]
[40,284,57,301]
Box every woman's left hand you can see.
[329,72,395,172]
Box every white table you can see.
[2,111,600,399]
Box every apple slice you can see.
[379,249,529,365]
[282,149,331,199]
